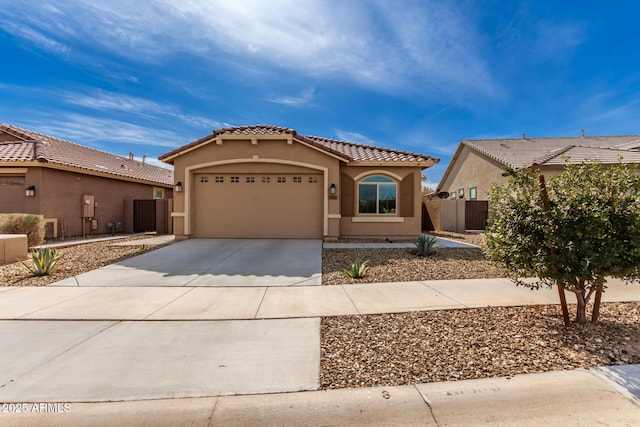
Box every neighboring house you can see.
[159,125,439,240]
[0,123,174,238]
[436,133,640,231]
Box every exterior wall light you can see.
[329,183,336,195]
[175,181,183,193]
[25,185,36,197]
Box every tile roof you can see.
[0,123,173,186]
[160,125,439,165]
[463,135,640,169]
[159,125,440,163]
[304,135,435,162]
[214,124,296,136]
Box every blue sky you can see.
[1,1,639,188]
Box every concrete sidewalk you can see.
[35,232,169,249]
[1,272,639,424]
[2,368,639,426]
[323,236,479,249]
[2,277,639,320]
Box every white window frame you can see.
[357,175,398,215]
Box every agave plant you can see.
[21,248,65,277]
[344,259,369,279]
[414,234,437,257]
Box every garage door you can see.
[193,173,323,238]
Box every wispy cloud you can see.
[58,89,221,129]
[131,156,170,169]
[334,130,377,145]
[0,83,221,133]
[267,88,315,106]
[0,21,70,55]
[0,0,497,99]
[375,1,494,94]
[532,20,586,60]
[569,90,640,135]
[23,113,183,149]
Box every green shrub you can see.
[21,248,64,277]
[414,234,437,256]
[0,213,45,247]
[344,259,369,279]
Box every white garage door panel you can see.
[193,173,322,238]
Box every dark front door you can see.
[133,200,156,232]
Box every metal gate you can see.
[133,200,156,232]
[465,200,488,230]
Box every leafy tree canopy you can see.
[485,161,640,324]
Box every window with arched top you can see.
[358,175,397,214]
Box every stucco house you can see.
[435,133,640,231]
[159,125,439,240]
[0,123,174,238]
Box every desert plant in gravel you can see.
[414,234,437,256]
[485,161,640,325]
[21,248,65,277]
[344,259,369,279]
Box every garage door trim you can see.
[182,158,328,236]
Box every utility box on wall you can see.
[82,194,95,218]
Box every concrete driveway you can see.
[52,239,322,287]
[0,318,319,402]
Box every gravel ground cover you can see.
[321,302,640,389]
[0,236,165,286]
[323,247,507,285]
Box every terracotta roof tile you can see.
[214,124,296,136]
[160,125,439,165]
[0,140,35,161]
[304,135,435,162]
[0,123,173,186]
[463,135,640,169]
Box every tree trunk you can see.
[575,292,587,324]
[557,281,571,326]
[591,288,603,324]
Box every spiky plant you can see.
[414,234,437,256]
[21,248,64,277]
[344,259,370,279]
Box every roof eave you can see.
[436,143,465,192]
[159,133,352,163]
[349,159,438,168]
[0,160,173,187]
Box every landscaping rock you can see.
[321,303,640,389]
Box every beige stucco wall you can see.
[439,146,506,201]
[169,136,428,239]
[170,137,341,238]
[338,165,424,238]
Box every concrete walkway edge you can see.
[3,277,639,321]
[2,368,639,426]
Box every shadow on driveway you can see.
[52,239,322,287]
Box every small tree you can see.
[485,161,640,325]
